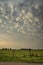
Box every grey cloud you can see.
[31,4,43,18]
[0,0,43,38]
[31,4,43,33]
[0,0,43,49]
[17,0,33,11]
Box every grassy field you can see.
[0,49,43,62]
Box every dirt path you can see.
[0,62,43,65]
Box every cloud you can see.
[0,0,43,49]
[34,4,40,9]
[0,19,2,23]
[31,4,43,18]
[17,0,34,8]
[0,0,43,39]
[16,17,20,22]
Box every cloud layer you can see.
[0,0,43,49]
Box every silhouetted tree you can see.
[2,48,5,50]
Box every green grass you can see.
[0,49,43,62]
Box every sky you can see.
[0,0,43,49]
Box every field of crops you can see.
[0,49,43,62]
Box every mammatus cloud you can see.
[0,0,43,49]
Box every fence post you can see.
[13,49,14,61]
[29,48,31,62]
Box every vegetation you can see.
[0,48,43,62]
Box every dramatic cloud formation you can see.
[0,0,43,49]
